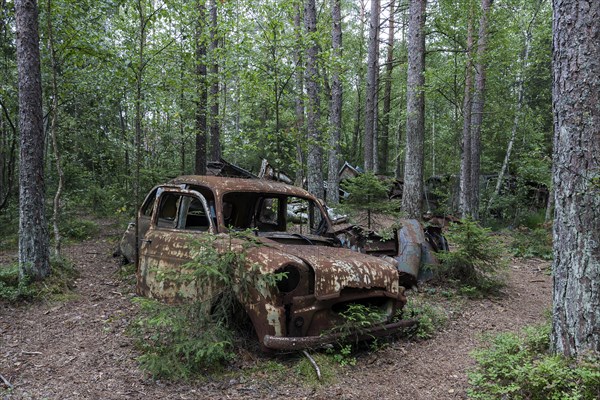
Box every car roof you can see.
[168,175,317,199]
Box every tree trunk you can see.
[46,0,65,260]
[304,0,324,199]
[459,13,474,218]
[401,0,426,220]
[195,0,207,175]
[326,0,342,205]
[209,0,220,161]
[15,0,50,281]
[363,0,380,172]
[469,0,492,220]
[380,0,395,175]
[551,0,600,357]
[0,99,17,211]
[293,1,305,186]
[487,23,534,213]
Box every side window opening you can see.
[157,193,179,228]
[257,197,281,230]
[156,191,211,231]
[141,188,158,217]
[181,197,210,231]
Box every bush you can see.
[0,264,34,301]
[131,298,235,380]
[339,172,401,230]
[435,218,507,295]
[468,324,600,399]
[0,258,78,302]
[130,231,285,380]
[58,217,99,241]
[402,299,448,340]
[510,226,553,260]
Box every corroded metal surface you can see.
[123,175,445,351]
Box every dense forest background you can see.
[0,0,552,223]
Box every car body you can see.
[120,176,430,350]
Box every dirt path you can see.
[0,225,551,399]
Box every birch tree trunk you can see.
[551,0,600,357]
[195,0,208,175]
[487,25,533,213]
[304,0,324,199]
[469,0,492,220]
[209,0,221,161]
[15,0,50,281]
[46,0,65,259]
[294,1,305,186]
[401,0,426,219]
[459,14,474,218]
[363,0,380,172]
[380,0,395,175]
[327,0,342,205]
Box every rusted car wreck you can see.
[120,176,442,350]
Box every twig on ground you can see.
[0,373,13,389]
[21,351,42,355]
[302,350,322,381]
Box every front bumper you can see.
[262,318,416,351]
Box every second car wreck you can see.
[120,176,444,351]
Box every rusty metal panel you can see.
[127,175,442,351]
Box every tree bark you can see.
[380,0,395,175]
[363,0,380,172]
[551,0,600,357]
[46,0,65,260]
[304,0,324,199]
[326,0,342,205]
[401,0,426,219]
[15,0,50,281]
[469,0,492,220]
[195,0,208,175]
[459,13,474,218]
[209,0,221,161]
[293,1,305,186]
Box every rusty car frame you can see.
[120,176,442,351]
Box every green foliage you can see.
[131,297,234,380]
[468,324,600,400]
[131,231,285,380]
[0,258,78,302]
[294,352,336,385]
[328,303,389,344]
[0,264,34,301]
[403,300,448,340]
[510,226,553,260]
[58,217,99,241]
[326,344,356,367]
[340,172,401,229]
[435,219,507,294]
[0,204,19,250]
[320,303,390,367]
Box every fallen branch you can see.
[302,350,321,381]
[0,373,13,389]
[21,351,42,355]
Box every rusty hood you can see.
[247,241,400,301]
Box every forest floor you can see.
[0,220,552,400]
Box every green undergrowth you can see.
[434,218,508,297]
[0,257,79,302]
[468,324,600,399]
[129,231,286,380]
[510,226,553,260]
[403,297,449,340]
